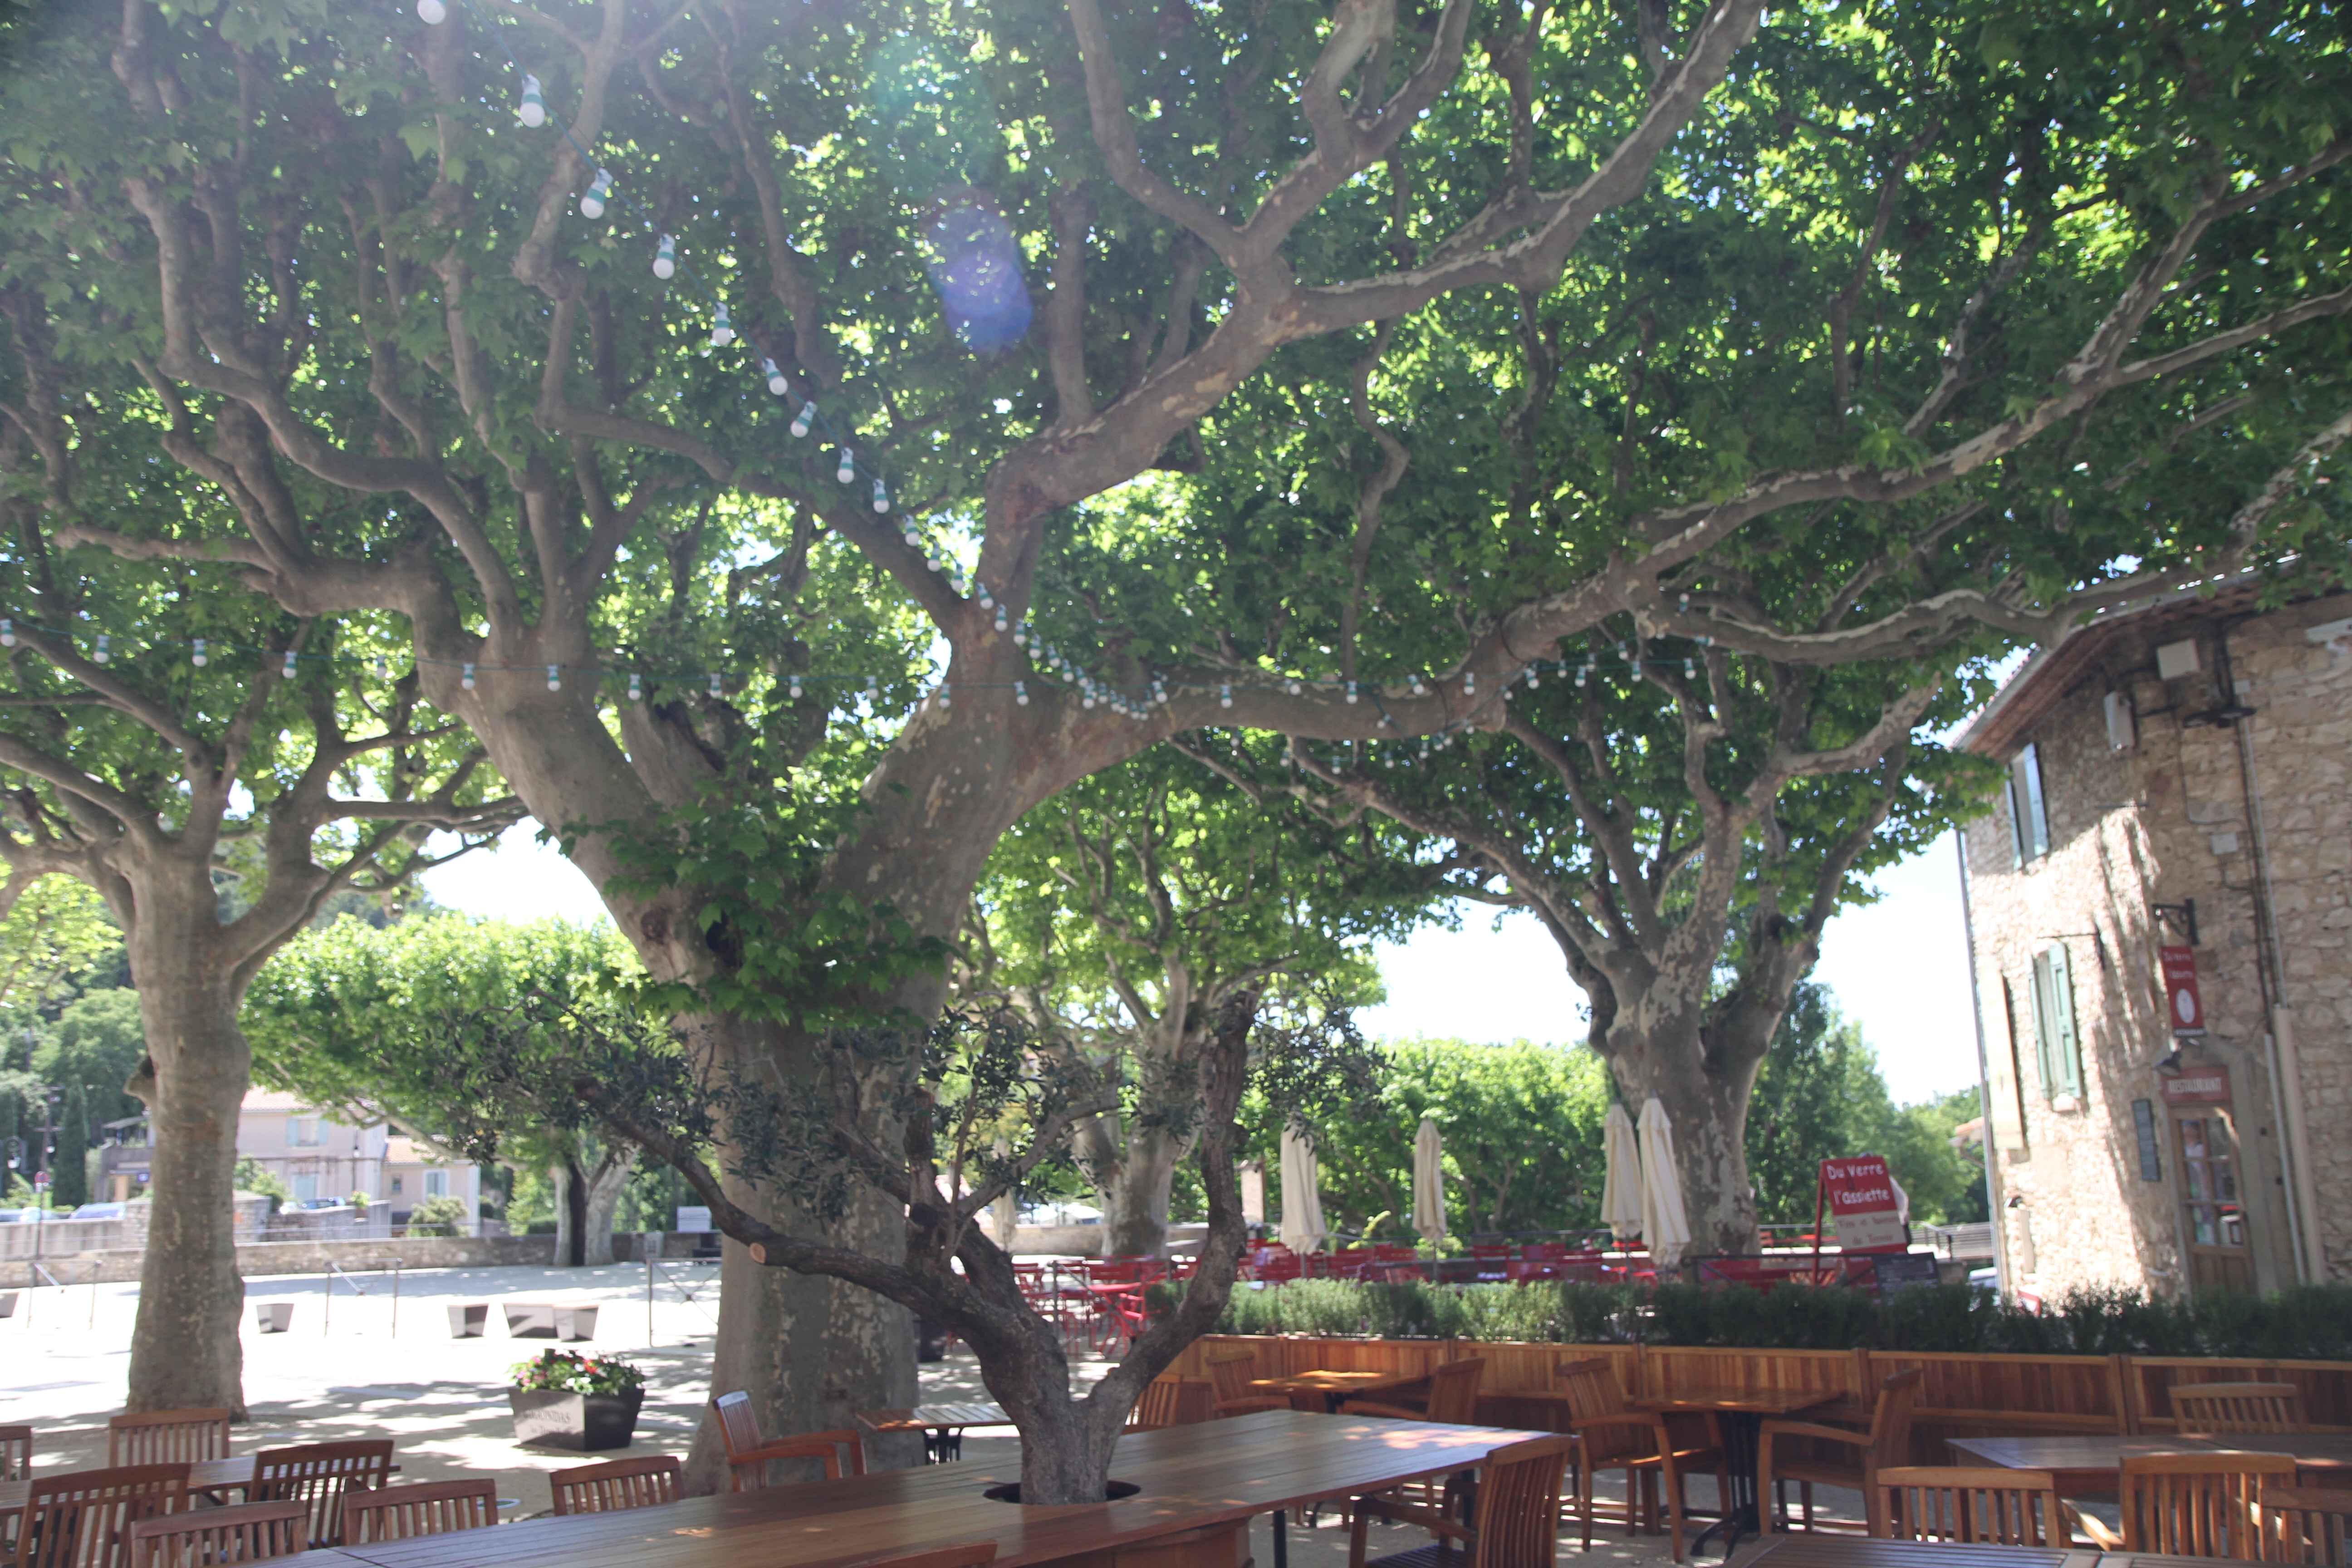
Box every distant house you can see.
[1956,577,2347,1300]
[234,1090,478,1221]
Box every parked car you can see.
[68,1202,126,1221]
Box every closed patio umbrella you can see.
[1636,1097,1692,1273]
[1601,1102,1644,1244]
[1411,1118,1446,1246]
[990,1139,1018,1248]
[1278,1126,1327,1252]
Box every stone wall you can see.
[1961,588,2351,1296]
[16,1232,559,1285]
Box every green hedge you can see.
[1142,1279,2352,1361]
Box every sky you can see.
[419,822,1983,1108]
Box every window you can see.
[286,1116,323,1148]
[389,1176,404,1196]
[423,1170,449,1199]
[2132,1099,2163,1181]
[2029,944,2084,1101]
[2007,743,2052,864]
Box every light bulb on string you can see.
[903,521,922,547]
[416,0,446,22]
[191,639,208,668]
[628,672,642,703]
[1286,679,1301,695]
[517,75,546,128]
[1346,680,1358,704]
[1219,683,1233,709]
[1152,678,1168,705]
[546,664,562,691]
[1463,672,1476,695]
[279,649,296,679]
[1525,666,1539,688]
[461,662,477,691]
[374,656,390,682]
[994,609,1008,632]
[936,682,951,710]
[0,620,14,647]
[1409,676,1425,696]
[789,400,814,439]
[871,477,888,514]
[1576,663,1589,687]
[763,359,788,396]
[652,234,677,279]
[580,170,612,219]
[836,448,856,485]
[1015,680,1029,706]
[864,675,878,703]
[705,672,722,698]
[710,302,734,346]
[1684,658,1696,679]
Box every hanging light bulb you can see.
[373,656,390,681]
[545,663,562,691]
[1015,681,1029,706]
[191,638,208,667]
[0,619,14,647]
[903,521,922,547]
[416,0,446,22]
[872,476,889,514]
[789,400,814,438]
[865,675,878,702]
[936,682,951,710]
[652,234,677,279]
[1684,657,1697,679]
[1152,678,1168,705]
[1286,678,1301,695]
[461,662,477,691]
[1346,680,1358,705]
[1463,671,1476,695]
[1409,676,1426,696]
[580,169,612,219]
[1525,666,1539,688]
[1081,681,1096,710]
[836,447,856,485]
[517,74,546,128]
[1577,662,1591,686]
[710,302,734,347]
[706,672,723,698]
[1678,591,1691,612]
[994,608,1008,633]
[1219,683,1233,709]
[628,672,642,703]
[762,358,789,396]
[279,649,297,678]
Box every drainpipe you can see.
[1955,831,2009,1296]
[2220,622,2323,1283]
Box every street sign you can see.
[2161,1063,2231,1106]
[2160,945,2205,1036]
[1817,1154,1907,1253]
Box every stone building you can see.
[1956,577,2347,1299]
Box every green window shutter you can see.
[2049,943,2083,1098]
[2028,952,2057,1098]
[2006,776,2027,869]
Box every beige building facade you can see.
[1958,579,2347,1300]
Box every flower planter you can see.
[508,1386,643,1450]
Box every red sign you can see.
[2160,945,2205,1035]
[2161,1064,2231,1105]
[1818,1155,1906,1253]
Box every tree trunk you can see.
[578,1145,632,1267]
[123,905,250,1416]
[1605,1019,1767,1260]
[680,1014,919,1494]
[1098,1125,1185,1259]
[553,1158,588,1268]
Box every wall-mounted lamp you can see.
[2151,899,2199,946]
[2155,1050,2185,1078]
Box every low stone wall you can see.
[15,1233,558,1285]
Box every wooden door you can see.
[2173,1110,2253,1295]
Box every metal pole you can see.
[390,1262,401,1338]
[646,1233,656,1348]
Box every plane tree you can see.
[6,0,2351,1493]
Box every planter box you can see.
[254,1301,294,1333]
[448,1303,488,1338]
[0,1291,15,1318]
[509,1387,643,1450]
[505,1302,598,1341]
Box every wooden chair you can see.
[710,1392,867,1490]
[1342,1358,1487,1425]
[342,1479,499,1544]
[1759,1367,1921,1538]
[247,1439,394,1549]
[1874,1466,2062,1546]
[106,1413,231,1468]
[841,1546,998,1568]
[2171,1382,2310,1435]
[550,1455,683,1516]
[1128,1377,1185,1431]
[1346,1433,1578,1568]
[0,1426,29,1483]
[1550,1357,1727,1564]
[14,1463,190,1568]
[1204,1351,1293,1419]
[2067,1451,2299,1558]
[2259,1484,2352,1565]
[127,1501,308,1568]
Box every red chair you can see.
[1469,1244,1513,1280]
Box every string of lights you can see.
[11,0,1724,742]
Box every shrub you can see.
[407,1194,470,1232]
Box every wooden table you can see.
[1248,1370,1426,1411]
[1628,1385,1846,1556]
[858,1402,1015,1463]
[328,1409,1534,1568]
[1949,1433,2352,1496]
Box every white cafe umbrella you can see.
[1278,1126,1328,1252]
[1411,1118,1447,1246]
[1636,1097,1692,1273]
[1601,1102,1644,1244]
[989,1138,1018,1247]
